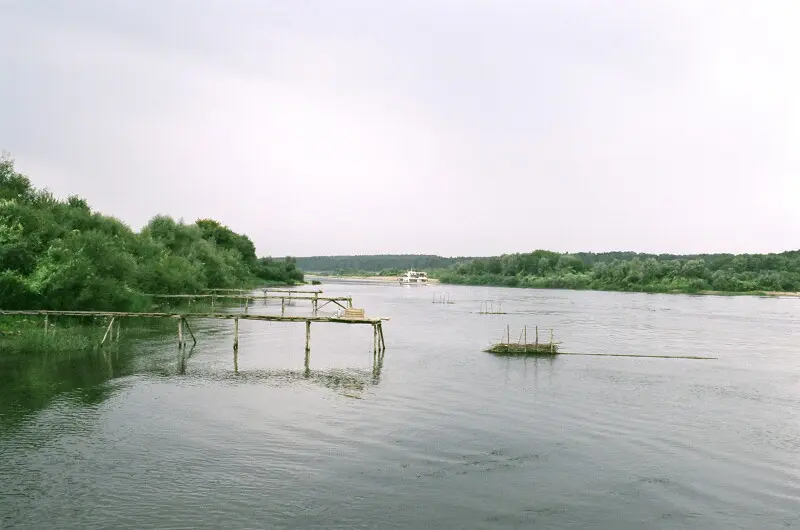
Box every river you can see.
[1,283,799,529]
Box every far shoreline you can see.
[306,274,800,298]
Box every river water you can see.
[1,283,799,529]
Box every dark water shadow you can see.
[0,345,138,433]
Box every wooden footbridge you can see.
[146,292,352,315]
[0,307,388,355]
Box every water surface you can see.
[2,284,799,528]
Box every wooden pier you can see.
[146,293,352,315]
[204,288,324,296]
[0,309,388,355]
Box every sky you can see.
[1,0,798,257]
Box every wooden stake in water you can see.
[101,317,115,345]
[233,317,239,351]
[524,326,527,353]
[184,318,197,346]
[379,322,386,352]
[178,317,184,349]
[550,329,554,353]
[305,320,311,355]
[535,326,539,349]
[44,314,49,336]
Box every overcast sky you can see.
[1,1,798,257]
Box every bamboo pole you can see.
[506,324,510,344]
[101,317,115,345]
[305,320,311,355]
[535,326,539,349]
[184,318,197,346]
[550,329,554,353]
[281,297,285,316]
[178,317,184,349]
[233,317,239,351]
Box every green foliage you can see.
[252,256,304,284]
[438,249,800,294]
[0,155,304,313]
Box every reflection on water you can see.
[176,346,384,397]
[0,346,134,433]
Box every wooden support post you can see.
[211,295,215,313]
[244,297,249,314]
[281,297,285,316]
[184,318,197,346]
[506,324,510,345]
[550,329,554,353]
[378,322,386,352]
[178,317,184,349]
[373,324,379,353]
[305,320,311,355]
[115,318,121,342]
[44,314,49,336]
[233,317,239,351]
[535,326,539,349]
[101,317,115,345]
[233,348,239,373]
[524,326,527,353]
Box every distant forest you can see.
[299,251,800,294]
[296,255,475,275]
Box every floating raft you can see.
[485,342,559,356]
[485,325,558,356]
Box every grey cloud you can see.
[1,0,798,256]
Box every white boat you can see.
[399,269,429,285]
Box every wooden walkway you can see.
[0,309,387,354]
[204,288,324,295]
[145,293,353,314]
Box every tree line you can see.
[295,254,473,275]
[436,249,800,293]
[0,155,303,311]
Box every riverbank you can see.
[436,277,800,298]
